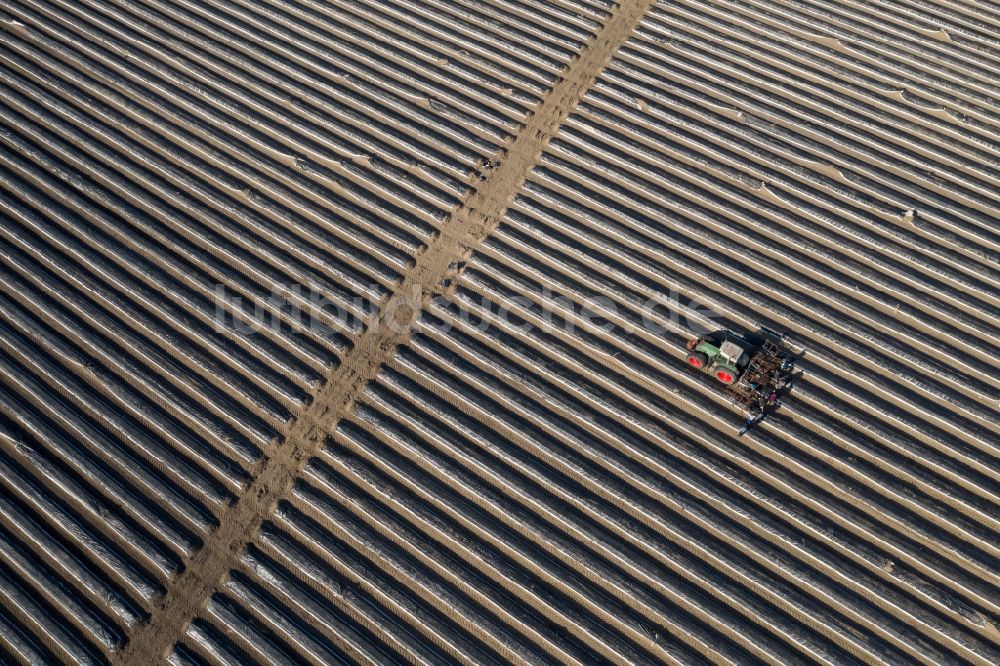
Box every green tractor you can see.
[685,334,750,386]
[685,330,795,434]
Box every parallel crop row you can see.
[168,1,1000,664]
[0,0,610,662]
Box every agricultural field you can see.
[0,0,998,664]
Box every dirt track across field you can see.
[112,1,655,662]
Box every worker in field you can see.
[738,408,763,437]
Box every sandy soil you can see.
[1,0,999,664]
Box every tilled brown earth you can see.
[1,0,999,664]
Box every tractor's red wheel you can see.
[686,351,708,369]
[714,367,737,384]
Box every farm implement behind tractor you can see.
[685,330,795,435]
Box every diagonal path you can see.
[113,0,657,662]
